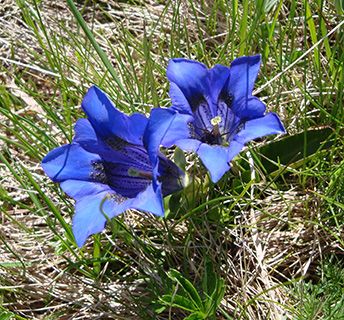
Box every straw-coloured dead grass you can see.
[2,184,342,319]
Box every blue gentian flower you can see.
[145,55,285,183]
[42,86,184,247]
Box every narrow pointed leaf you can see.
[168,269,204,311]
[257,128,335,173]
[159,294,196,313]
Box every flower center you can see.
[90,161,152,198]
[196,116,223,145]
[210,115,222,136]
[210,115,222,126]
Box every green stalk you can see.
[66,0,127,99]
[239,0,249,55]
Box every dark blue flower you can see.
[144,55,285,183]
[42,86,184,247]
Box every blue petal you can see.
[152,109,194,147]
[64,179,164,227]
[169,82,192,114]
[129,183,164,217]
[73,118,97,144]
[71,190,128,247]
[61,164,164,218]
[234,112,285,145]
[175,138,202,152]
[158,155,185,196]
[217,100,240,139]
[197,144,230,183]
[227,55,261,100]
[144,108,192,175]
[73,118,125,162]
[227,140,245,164]
[72,191,112,247]
[209,64,230,103]
[61,179,128,246]
[167,59,210,111]
[82,86,147,145]
[60,180,112,200]
[73,118,108,153]
[232,96,266,121]
[42,144,100,182]
[128,113,149,144]
[63,180,163,246]
[197,141,246,182]
[74,118,152,173]
[74,118,128,162]
[193,101,214,135]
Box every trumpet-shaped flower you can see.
[145,55,285,183]
[42,86,184,247]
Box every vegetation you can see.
[0,0,343,318]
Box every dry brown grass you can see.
[1,186,342,318]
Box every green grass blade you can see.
[65,0,127,99]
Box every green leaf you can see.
[184,311,207,320]
[335,0,344,14]
[256,128,335,174]
[255,0,279,13]
[202,258,216,297]
[184,312,206,320]
[0,312,13,320]
[202,262,225,316]
[168,269,204,311]
[154,305,166,314]
[174,147,186,171]
[305,1,320,71]
[206,278,225,316]
[167,176,207,219]
[0,307,27,320]
[159,294,196,313]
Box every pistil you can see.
[210,116,222,136]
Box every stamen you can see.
[211,116,222,137]
[211,116,222,126]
